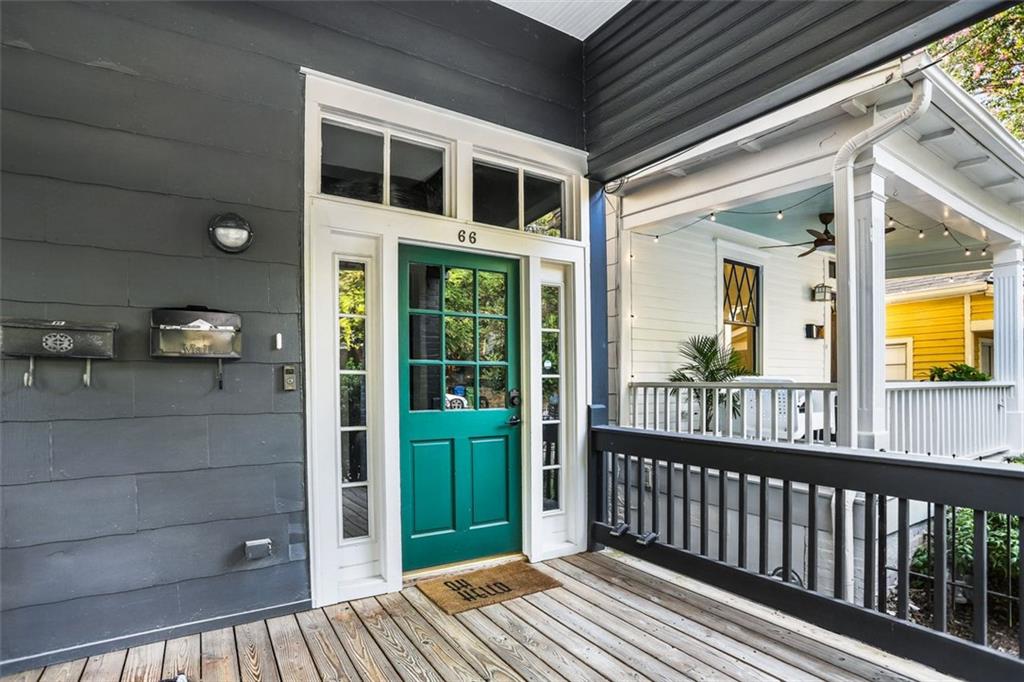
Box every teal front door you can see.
[399,245,522,571]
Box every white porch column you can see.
[992,244,1024,454]
[837,163,890,451]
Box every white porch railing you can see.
[886,381,1013,457]
[628,380,1014,457]
[628,381,839,446]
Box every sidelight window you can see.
[338,260,370,539]
[541,284,563,511]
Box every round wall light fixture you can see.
[208,213,254,253]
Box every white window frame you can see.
[540,281,565,515]
[885,337,915,381]
[714,240,766,374]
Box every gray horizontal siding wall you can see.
[582,0,1002,181]
[0,0,581,669]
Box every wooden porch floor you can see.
[5,552,953,682]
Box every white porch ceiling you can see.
[491,0,630,39]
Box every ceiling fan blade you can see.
[797,246,818,257]
[759,241,815,249]
[885,226,896,234]
[807,229,828,239]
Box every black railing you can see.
[588,424,1024,681]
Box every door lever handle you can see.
[506,415,522,426]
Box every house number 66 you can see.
[457,230,477,244]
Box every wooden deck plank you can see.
[402,587,523,682]
[294,609,363,681]
[578,553,905,682]
[201,627,241,682]
[524,590,700,682]
[503,595,652,682]
[350,597,443,682]
[161,634,200,681]
[38,659,87,682]
[234,621,281,682]
[377,592,481,681]
[79,650,127,682]
[543,559,804,682]
[323,602,401,682]
[457,608,564,682]
[0,670,43,682]
[265,615,319,682]
[120,641,164,682]
[478,602,604,681]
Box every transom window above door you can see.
[407,262,511,411]
[473,160,564,237]
[321,121,447,216]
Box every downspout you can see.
[830,76,932,600]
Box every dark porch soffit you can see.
[583,0,1010,183]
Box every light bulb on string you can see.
[965,247,972,256]
[888,216,895,228]
[710,212,716,222]
[942,225,950,236]
[981,246,988,256]
[776,210,784,220]
[653,234,659,243]
[918,230,925,239]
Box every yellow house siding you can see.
[886,296,965,380]
[970,292,993,322]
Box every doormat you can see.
[416,561,560,614]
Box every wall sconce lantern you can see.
[810,282,834,302]
[804,324,825,339]
[208,213,254,253]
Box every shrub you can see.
[911,507,1020,591]
[928,363,990,381]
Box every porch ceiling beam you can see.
[981,177,1019,190]
[917,127,955,143]
[954,156,989,170]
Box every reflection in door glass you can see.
[339,317,365,370]
[409,314,441,360]
[410,366,442,411]
[541,331,558,374]
[541,285,560,329]
[445,268,475,313]
[445,316,474,361]
[342,487,369,538]
[478,271,506,315]
[409,263,441,310]
[446,365,476,410]
[340,374,367,427]
[480,366,507,409]
[341,430,367,483]
[479,318,506,362]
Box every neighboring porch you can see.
[609,53,1024,460]
[7,552,951,682]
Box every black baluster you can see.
[835,488,847,600]
[933,503,947,632]
[782,480,792,582]
[807,483,818,591]
[737,473,747,570]
[973,509,987,646]
[897,498,909,619]
[863,493,876,608]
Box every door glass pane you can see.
[444,268,474,312]
[445,316,474,361]
[341,430,367,483]
[339,374,367,427]
[524,173,563,237]
[473,161,518,229]
[479,318,506,362]
[342,486,369,538]
[410,365,441,411]
[321,123,383,203]
[339,318,365,370]
[542,423,559,466]
[542,469,559,511]
[480,366,507,409]
[445,366,476,410]
[409,314,441,360]
[409,263,441,310]
[391,138,444,215]
[541,285,560,329]
[478,271,506,315]
[338,262,366,314]
[542,377,560,421]
[541,331,559,374]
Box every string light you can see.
[981,246,988,256]
[942,225,950,236]
[776,210,784,220]
[965,247,972,256]
[918,230,925,239]
[888,216,895,228]
[710,212,716,222]
[653,234,659,243]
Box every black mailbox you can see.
[150,307,242,359]
[1,318,118,359]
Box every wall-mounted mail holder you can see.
[0,318,118,388]
[150,307,242,389]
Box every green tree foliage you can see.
[930,5,1024,139]
[928,363,990,382]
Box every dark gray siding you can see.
[583,0,1004,181]
[0,1,582,668]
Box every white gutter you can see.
[831,76,932,601]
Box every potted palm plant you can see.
[669,334,749,432]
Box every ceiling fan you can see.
[759,212,895,257]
